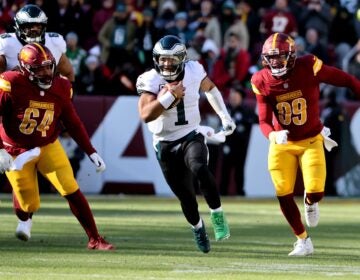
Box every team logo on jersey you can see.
[283,83,288,89]
[159,84,167,91]
[276,90,302,102]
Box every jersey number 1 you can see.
[174,99,188,126]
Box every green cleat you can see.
[211,211,230,241]
[192,221,210,253]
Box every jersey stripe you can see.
[0,77,11,92]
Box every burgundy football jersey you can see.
[251,55,360,141]
[0,71,95,155]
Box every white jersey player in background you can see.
[137,35,236,253]
[0,4,74,81]
[0,4,75,241]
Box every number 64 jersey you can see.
[136,60,206,144]
[0,71,95,156]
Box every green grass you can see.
[0,194,359,280]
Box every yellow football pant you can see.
[268,134,326,196]
[6,139,79,213]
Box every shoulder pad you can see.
[47,32,60,38]
[0,33,12,39]
[0,76,11,92]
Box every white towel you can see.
[321,127,338,152]
[197,126,226,144]
[10,147,40,171]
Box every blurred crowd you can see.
[1,0,360,101]
[0,0,359,196]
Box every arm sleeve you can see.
[61,101,96,156]
[204,87,230,118]
[317,64,360,98]
[255,93,275,138]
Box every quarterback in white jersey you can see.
[0,4,74,81]
[137,59,205,143]
[137,35,236,254]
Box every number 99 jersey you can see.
[251,55,324,141]
[136,60,206,143]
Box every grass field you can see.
[0,194,359,280]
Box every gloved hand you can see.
[220,115,236,136]
[269,130,289,144]
[0,148,14,173]
[89,152,106,172]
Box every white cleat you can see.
[304,195,320,227]
[15,219,32,241]
[288,237,314,256]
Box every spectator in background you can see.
[342,43,360,100]
[200,38,220,77]
[77,54,111,95]
[108,60,139,96]
[259,0,298,40]
[154,0,177,31]
[71,0,97,50]
[299,0,333,48]
[167,11,195,46]
[223,11,249,52]
[45,0,79,37]
[219,0,237,41]
[186,32,206,61]
[92,0,115,43]
[343,44,360,80]
[329,2,357,49]
[0,4,14,34]
[220,83,258,196]
[189,0,222,49]
[65,31,87,93]
[294,36,308,57]
[235,0,261,60]
[184,0,202,24]
[305,27,329,63]
[135,8,163,71]
[97,3,137,72]
[211,32,251,101]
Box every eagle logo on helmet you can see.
[261,33,296,77]
[14,4,48,45]
[152,35,187,82]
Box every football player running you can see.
[137,35,236,253]
[0,4,74,81]
[251,32,360,256]
[0,43,114,250]
[0,4,76,241]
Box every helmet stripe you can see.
[272,33,279,50]
[33,42,47,60]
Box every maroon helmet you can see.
[261,33,296,77]
[18,43,55,89]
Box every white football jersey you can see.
[0,32,66,70]
[136,60,207,143]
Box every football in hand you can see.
[158,82,181,109]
